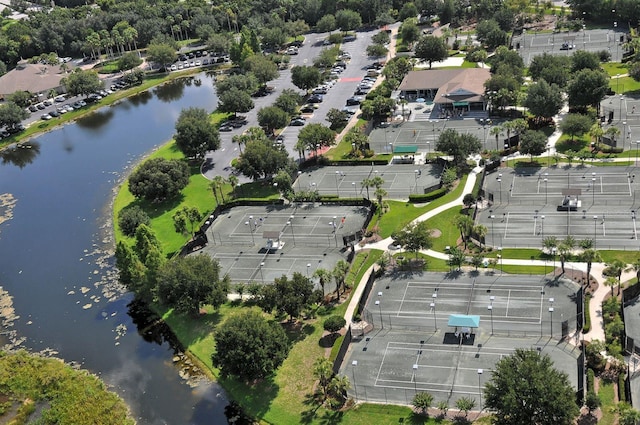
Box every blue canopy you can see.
[447,314,480,328]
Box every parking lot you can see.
[196,204,369,292]
[341,272,581,406]
[480,166,640,250]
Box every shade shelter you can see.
[448,314,480,341]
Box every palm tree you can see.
[604,276,617,296]
[557,243,570,274]
[313,357,333,401]
[328,375,350,402]
[212,176,226,203]
[542,236,558,255]
[604,259,626,295]
[333,260,349,299]
[626,258,640,284]
[579,249,602,287]
[474,224,487,249]
[589,122,603,146]
[228,175,239,197]
[455,215,474,249]
[490,125,503,151]
[605,126,620,144]
[374,187,387,209]
[313,268,333,298]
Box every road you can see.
[202,28,380,182]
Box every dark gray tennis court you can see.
[479,166,640,250]
[196,204,368,292]
[295,164,443,199]
[341,272,582,407]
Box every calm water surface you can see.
[0,73,230,424]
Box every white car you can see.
[170,64,177,71]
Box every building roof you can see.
[398,68,491,105]
[447,314,480,328]
[0,63,68,97]
[393,145,418,154]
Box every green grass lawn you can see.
[598,381,617,425]
[369,175,469,239]
[602,62,629,77]
[425,205,465,251]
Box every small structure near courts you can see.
[392,145,418,164]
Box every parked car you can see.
[54,95,66,102]
[44,99,54,106]
[300,104,316,113]
[41,114,52,120]
[346,96,363,106]
[29,105,39,112]
[312,87,328,95]
[49,110,60,117]
[290,118,306,126]
[219,125,233,132]
[308,94,323,103]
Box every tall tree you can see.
[62,69,103,98]
[436,129,482,167]
[579,249,602,286]
[518,130,547,161]
[174,107,220,160]
[257,106,289,135]
[524,80,564,120]
[567,69,609,110]
[156,254,229,315]
[0,102,28,132]
[212,310,290,381]
[291,65,322,93]
[414,35,448,69]
[335,9,361,34]
[484,349,579,425]
[172,206,202,237]
[218,87,254,118]
[391,220,433,259]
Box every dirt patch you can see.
[431,229,442,238]
[0,193,16,229]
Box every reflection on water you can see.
[128,90,153,107]
[0,72,230,424]
[76,109,115,130]
[0,142,41,168]
[154,78,187,103]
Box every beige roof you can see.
[398,68,491,104]
[0,63,68,97]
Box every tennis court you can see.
[342,272,582,407]
[296,164,443,199]
[480,167,640,249]
[196,204,369,291]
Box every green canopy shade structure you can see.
[452,101,469,107]
[392,145,418,154]
[447,314,480,328]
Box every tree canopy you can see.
[523,80,563,119]
[391,220,433,259]
[174,107,220,160]
[414,35,448,69]
[518,130,547,160]
[62,69,103,98]
[567,69,609,110]
[436,129,483,166]
[484,348,579,425]
[258,272,317,320]
[236,127,291,180]
[297,123,336,150]
[257,106,289,135]
[0,102,28,131]
[128,158,190,202]
[291,65,322,93]
[156,254,229,315]
[218,86,254,117]
[212,310,290,381]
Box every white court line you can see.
[397,280,412,318]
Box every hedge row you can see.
[408,187,447,203]
[619,373,626,402]
[600,146,624,154]
[587,368,595,392]
[584,295,592,333]
[328,335,345,363]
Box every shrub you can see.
[587,368,595,392]
[118,205,150,237]
[584,294,591,333]
[128,158,190,202]
[619,373,627,402]
[408,187,446,203]
[324,315,346,333]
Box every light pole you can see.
[414,170,419,193]
[497,247,503,275]
[489,211,495,247]
[297,170,302,191]
[592,177,596,204]
[244,221,255,245]
[544,177,548,204]
[335,171,340,197]
[551,247,557,275]
[259,262,265,284]
[412,364,419,393]
[352,182,357,198]
[478,369,483,409]
[306,263,311,277]
[430,301,437,331]
[351,360,358,400]
[287,217,295,245]
[636,141,640,166]
[549,297,555,337]
[375,299,383,329]
[488,295,495,335]
[541,215,545,239]
[497,173,503,204]
[480,118,488,150]
[633,210,637,240]
[426,141,430,157]
[593,215,598,248]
